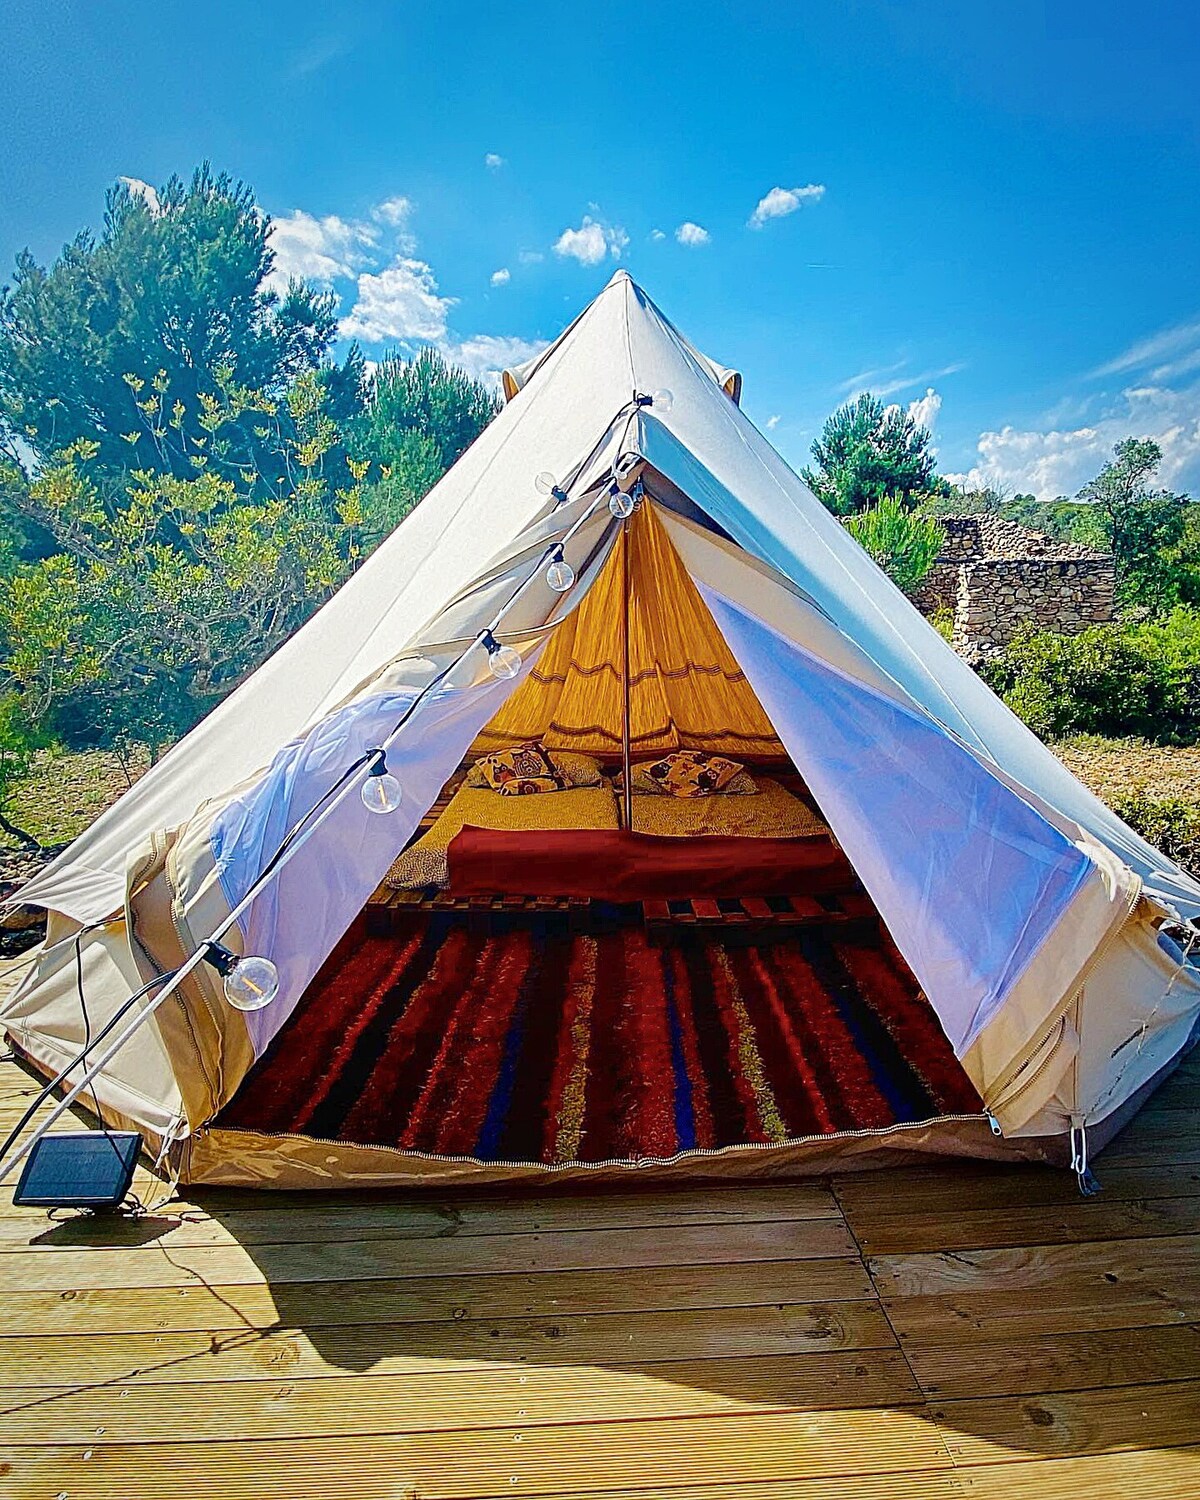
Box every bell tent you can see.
[4,270,1199,1191]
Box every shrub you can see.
[980,608,1200,745]
[1108,790,1200,880]
[845,495,946,596]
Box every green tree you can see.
[352,347,499,539]
[0,166,358,485]
[845,494,946,595]
[0,375,367,759]
[1072,438,1195,613]
[803,392,947,516]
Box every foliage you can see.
[803,392,948,517]
[845,494,946,595]
[0,693,40,846]
[980,608,1200,745]
[0,166,357,483]
[1107,789,1200,880]
[1056,439,1195,614]
[0,376,368,757]
[351,348,500,540]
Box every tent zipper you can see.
[196,1109,998,1175]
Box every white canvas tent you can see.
[4,270,1199,1188]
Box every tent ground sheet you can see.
[218,914,982,1165]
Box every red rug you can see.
[219,916,981,1164]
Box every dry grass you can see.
[1052,734,1200,804]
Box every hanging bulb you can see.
[223,956,280,1012]
[608,486,636,520]
[545,547,575,593]
[483,631,523,680]
[535,472,568,503]
[204,943,280,1012]
[650,388,674,413]
[361,753,402,814]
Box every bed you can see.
[385,782,620,889]
[385,771,835,901]
[630,776,828,839]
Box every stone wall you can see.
[911,513,1115,661]
[951,557,1115,662]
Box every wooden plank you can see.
[883,1278,1200,1342]
[868,1233,1200,1300]
[0,1299,900,1388]
[948,1445,1200,1499]
[0,1180,842,1248]
[930,1377,1200,1465]
[906,1323,1200,1399]
[0,1406,956,1498]
[0,1217,858,1293]
[0,1348,922,1444]
[0,1256,876,1337]
[834,1160,1200,1218]
[852,1195,1200,1255]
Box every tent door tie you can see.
[1069,1115,1101,1197]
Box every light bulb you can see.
[484,634,523,680]
[361,769,402,814]
[650,388,674,413]
[223,956,279,1012]
[545,551,574,592]
[535,471,557,495]
[608,487,635,519]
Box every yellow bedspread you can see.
[630,778,829,839]
[386,783,620,889]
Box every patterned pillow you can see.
[469,742,566,793]
[639,750,750,798]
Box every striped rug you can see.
[220,917,981,1163]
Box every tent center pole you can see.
[621,519,633,831]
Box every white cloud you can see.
[837,362,965,402]
[266,209,379,291]
[950,382,1200,499]
[553,214,629,266]
[443,334,549,389]
[372,196,413,228]
[1089,316,1200,380]
[339,257,457,344]
[748,184,825,229]
[765,414,781,429]
[119,177,161,215]
[649,228,667,242]
[675,221,710,247]
[485,152,505,170]
[490,268,511,287]
[518,249,544,265]
[907,387,942,435]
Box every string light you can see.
[608,485,636,519]
[545,545,575,592]
[482,630,523,680]
[203,943,280,1012]
[360,750,402,814]
[535,472,569,502]
[634,389,674,413]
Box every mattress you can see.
[630,777,828,839]
[386,782,620,889]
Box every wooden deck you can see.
[0,1045,1197,1497]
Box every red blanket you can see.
[447,826,854,900]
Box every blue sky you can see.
[3,0,1199,498]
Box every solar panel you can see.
[13,1130,142,1209]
